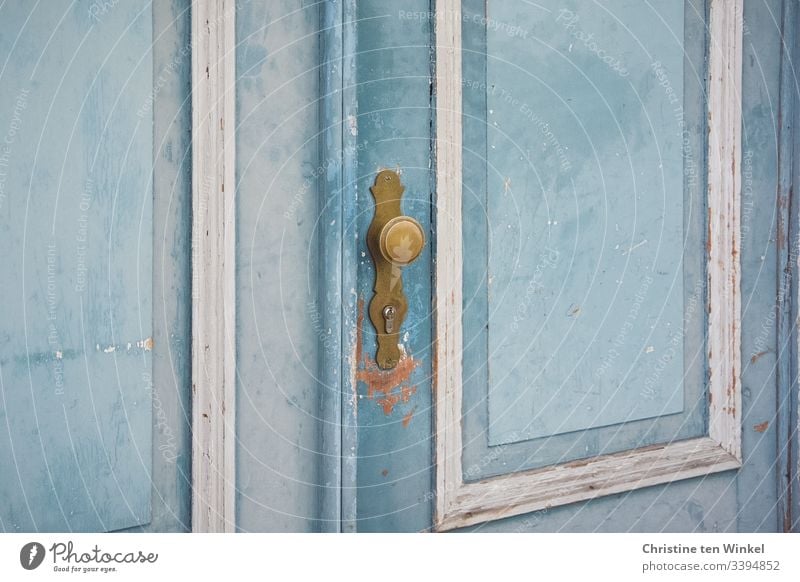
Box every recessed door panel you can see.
[0,0,154,532]
[462,0,707,476]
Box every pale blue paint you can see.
[234,0,326,532]
[485,0,686,444]
[353,0,788,532]
[353,0,434,533]
[137,0,193,533]
[461,0,707,479]
[461,0,786,532]
[0,1,153,532]
[1,0,791,534]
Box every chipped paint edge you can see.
[776,0,799,533]
[433,0,465,532]
[340,0,360,532]
[433,0,743,531]
[191,0,237,533]
[706,0,743,462]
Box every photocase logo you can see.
[20,542,46,570]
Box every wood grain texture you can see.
[434,0,744,531]
[433,0,464,532]
[438,438,740,531]
[775,0,798,532]
[706,0,743,461]
[791,0,800,530]
[735,0,785,533]
[191,0,237,533]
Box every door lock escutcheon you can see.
[367,170,425,370]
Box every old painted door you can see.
[349,0,796,532]
[0,1,192,532]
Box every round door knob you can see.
[378,216,425,265]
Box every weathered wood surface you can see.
[192,0,237,533]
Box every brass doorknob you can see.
[378,216,425,265]
[366,170,426,369]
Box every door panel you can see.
[483,0,688,444]
[146,0,193,533]
[351,0,786,532]
[462,0,707,478]
[234,0,325,532]
[0,0,154,532]
[454,2,776,530]
[353,0,435,533]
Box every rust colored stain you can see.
[381,469,389,477]
[753,421,769,433]
[402,406,417,428]
[751,350,768,364]
[355,296,419,416]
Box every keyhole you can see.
[382,305,396,333]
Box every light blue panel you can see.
[0,1,153,532]
[347,0,785,532]
[354,2,434,532]
[235,0,324,532]
[136,0,193,532]
[462,0,707,478]
[465,0,785,532]
[735,0,783,532]
[486,0,686,444]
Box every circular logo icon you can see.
[20,542,45,570]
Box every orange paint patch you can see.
[354,296,419,416]
[402,406,417,428]
[753,421,769,433]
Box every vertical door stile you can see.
[340,0,360,533]
[191,0,237,533]
[777,0,799,533]
[433,0,464,529]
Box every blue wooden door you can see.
[348,0,796,532]
[4,0,793,534]
[0,0,192,533]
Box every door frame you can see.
[191,0,237,533]
[432,0,744,531]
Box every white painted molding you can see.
[433,0,464,532]
[706,0,743,462]
[433,0,743,531]
[191,0,237,533]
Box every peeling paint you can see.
[354,296,419,416]
[622,239,648,254]
[753,421,769,433]
[96,338,154,353]
[402,406,417,428]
